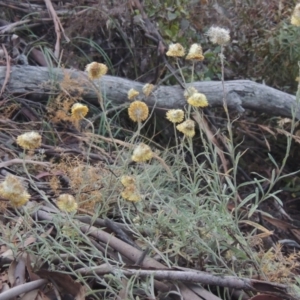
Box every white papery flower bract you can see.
[207,26,230,46]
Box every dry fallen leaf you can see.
[36,270,86,300]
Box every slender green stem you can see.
[191,61,195,83]
[88,77,118,150]
[21,149,57,210]
[176,58,186,87]
[173,123,179,157]
[219,45,238,220]
[130,121,142,145]
[83,117,95,164]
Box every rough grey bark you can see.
[1,65,299,119]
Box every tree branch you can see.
[1,66,299,119]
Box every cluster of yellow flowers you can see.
[166,109,195,137]
[124,91,155,204]
[166,26,230,60]
[120,175,141,202]
[119,27,232,202]
[164,84,208,138]
[75,61,105,120]
[0,174,30,208]
[11,26,232,208]
[9,62,103,209]
[127,83,155,123]
[119,144,154,203]
[164,27,230,137]
[16,103,89,151]
[13,107,88,209]
[127,85,155,100]
[166,43,204,61]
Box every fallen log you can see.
[1,65,299,119]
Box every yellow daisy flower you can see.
[186,44,204,61]
[142,83,154,97]
[132,143,153,162]
[121,175,136,187]
[71,103,89,120]
[128,101,149,122]
[85,62,108,80]
[0,174,30,208]
[128,88,139,100]
[56,194,78,213]
[176,120,195,138]
[166,109,185,123]
[183,86,198,99]
[187,93,208,108]
[121,184,141,202]
[166,43,185,57]
[16,131,42,150]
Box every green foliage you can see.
[144,0,191,43]
[256,22,300,92]
[139,0,300,88]
[211,0,298,92]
